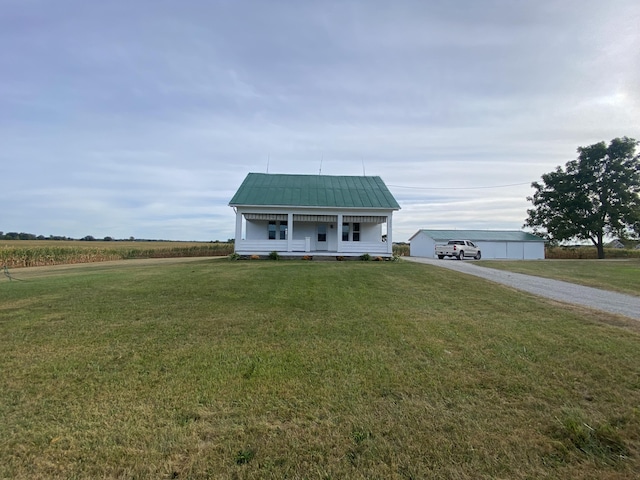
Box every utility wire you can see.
[387,181,531,190]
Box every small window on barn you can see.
[268,221,276,240]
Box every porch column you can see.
[235,210,243,251]
[386,214,393,254]
[287,212,293,252]
[337,213,343,253]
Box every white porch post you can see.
[235,210,243,251]
[287,212,293,252]
[386,213,393,254]
[337,213,343,253]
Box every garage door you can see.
[506,243,524,259]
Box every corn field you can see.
[392,243,410,256]
[0,242,234,268]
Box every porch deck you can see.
[235,239,392,257]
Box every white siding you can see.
[506,242,524,259]
[524,242,545,260]
[476,242,507,259]
[410,234,437,258]
[246,220,267,240]
[291,222,316,241]
[236,207,393,255]
[360,223,383,242]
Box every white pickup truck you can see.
[435,240,481,260]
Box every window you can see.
[317,224,327,242]
[342,222,361,241]
[342,223,349,241]
[268,220,287,240]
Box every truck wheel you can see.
[458,251,464,260]
[474,252,481,260]
[437,255,444,259]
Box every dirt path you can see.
[2,256,224,281]
[404,257,640,321]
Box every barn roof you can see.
[229,173,400,209]
[409,229,545,242]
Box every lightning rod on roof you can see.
[319,155,323,175]
[266,155,270,173]
[362,158,366,176]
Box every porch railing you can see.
[235,239,388,254]
[340,242,388,254]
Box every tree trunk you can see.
[596,232,605,259]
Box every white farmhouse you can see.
[409,229,546,260]
[229,173,401,257]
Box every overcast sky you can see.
[2,0,639,242]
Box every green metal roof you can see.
[229,173,401,209]
[410,229,545,242]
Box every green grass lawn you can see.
[479,259,640,296]
[1,259,639,479]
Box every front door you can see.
[316,224,328,251]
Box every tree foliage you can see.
[525,137,640,259]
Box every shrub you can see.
[336,256,346,261]
[360,253,371,261]
[268,251,280,260]
[228,252,240,261]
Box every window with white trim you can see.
[341,222,360,241]
[268,220,287,240]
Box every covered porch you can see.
[234,211,394,257]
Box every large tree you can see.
[525,137,640,259]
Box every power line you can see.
[387,181,531,190]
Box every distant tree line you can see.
[0,232,70,240]
[0,231,234,243]
[0,231,120,241]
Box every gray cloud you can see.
[1,0,638,241]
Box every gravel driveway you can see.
[404,257,640,321]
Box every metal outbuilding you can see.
[409,229,546,260]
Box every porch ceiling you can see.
[243,213,387,223]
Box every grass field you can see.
[1,259,639,479]
[480,259,640,297]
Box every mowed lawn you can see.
[479,259,640,296]
[1,260,639,479]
